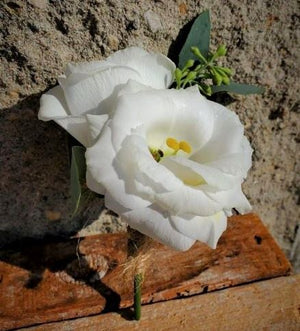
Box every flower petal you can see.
[86,114,109,144]
[39,86,92,146]
[204,151,251,177]
[104,191,129,215]
[54,116,90,146]
[121,205,195,251]
[86,167,105,195]
[59,66,141,116]
[38,86,69,120]
[116,79,153,98]
[191,100,245,163]
[106,46,150,64]
[106,46,176,88]
[161,156,240,190]
[65,61,108,76]
[170,211,227,249]
[86,124,151,210]
[241,136,253,174]
[156,185,223,217]
[203,185,252,214]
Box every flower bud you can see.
[221,67,233,76]
[186,71,197,81]
[222,76,230,85]
[201,84,212,96]
[213,72,223,86]
[216,44,227,57]
[175,68,182,81]
[191,46,202,58]
[184,59,195,70]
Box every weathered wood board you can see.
[24,275,300,331]
[0,214,292,330]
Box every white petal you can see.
[60,47,175,116]
[191,100,245,163]
[106,46,176,88]
[106,178,151,211]
[104,191,129,215]
[204,152,251,177]
[156,186,223,217]
[129,53,175,88]
[203,185,252,214]
[106,46,150,64]
[59,66,141,116]
[241,136,253,174]
[86,167,105,195]
[39,86,91,146]
[86,124,122,190]
[65,61,108,76]
[38,86,69,120]
[86,124,150,210]
[116,79,153,98]
[121,205,195,251]
[170,211,227,249]
[86,114,109,144]
[54,116,90,147]
[161,156,239,190]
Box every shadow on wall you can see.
[0,91,103,247]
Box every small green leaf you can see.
[178,10,211,68]
[211,82,265,95]
[70,146,87,216]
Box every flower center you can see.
[150,137,192,162]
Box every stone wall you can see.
[0,0,299,270]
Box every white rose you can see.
[86,84,253,251]
[38,47,175,146]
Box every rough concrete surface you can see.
[0,1,299,270]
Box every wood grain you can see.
[24,275,300,331]
[0,214,292,330]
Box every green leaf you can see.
[178,10,211,68]
[70,146,87,216]
[211,82,265,95]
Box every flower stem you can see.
[134,273,143,320]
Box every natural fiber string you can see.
[121,229,155,320]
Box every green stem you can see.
[134,273,143,320]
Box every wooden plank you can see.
[24,275,300,331]
[0,214,292,330]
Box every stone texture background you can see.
[0,0,299,270]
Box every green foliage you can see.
[178,10,211,68]
[211,82,265,95]
[175,46,232,96]
[176,10,264,96]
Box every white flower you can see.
[86,84,253,251]
[38,47,175,146]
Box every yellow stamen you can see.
[179,140,192,154]
[166,137,179,151]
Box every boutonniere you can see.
[39,10,263,320]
